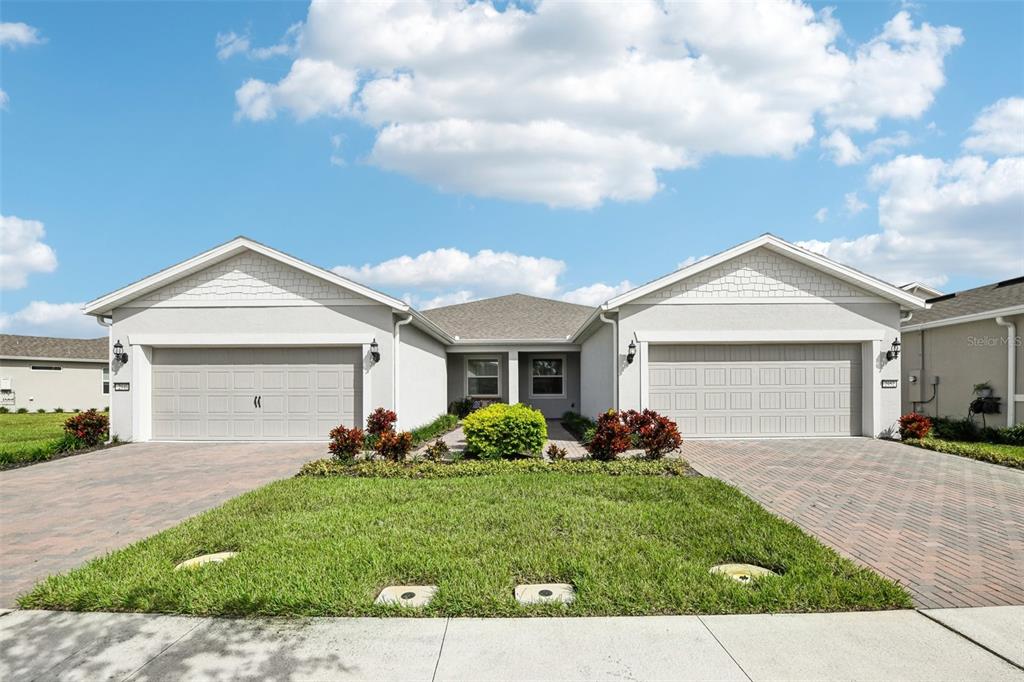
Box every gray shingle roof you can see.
[0,334,108,361]
[905,276,1024,327]
[420,294,595,340]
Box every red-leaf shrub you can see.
[63,409,108,447]
[366,407,398,436]
[633,409,683,458]
[376,430,414,462]
[328,425,364,461]
[586,410,632,461]
[898,412,932,440]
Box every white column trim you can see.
[508,351,519,404]
[638,341,649,410]
[861,340,881,438]
[130,344,153,442]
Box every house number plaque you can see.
[114,382,131,392]
[880,379,898,389]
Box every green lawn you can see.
[0,412,69,468]
[906,437,1024,469]
[21,471,911,616]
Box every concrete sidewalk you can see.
[1,608,1021,681]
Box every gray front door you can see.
[648,344,862,438]
[152,347,360,440]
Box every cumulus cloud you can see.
[814,207,829,223]
[963,97,1024,156]
[0,301,98,338]
[821,130,912,165]
[0,22,43,48]
[216,24,299,61]
[232,2,961,207]
[0,88,8,110]
[0,215,58,289]
[844,191,868,216]
[561,280,634,306]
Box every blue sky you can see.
[1,1,1022,337]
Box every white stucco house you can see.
[83,234,927,442]
[0,335,110,412]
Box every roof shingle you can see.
[905,277,1024,326]
[420,294,594,340]
[0,334,108,361]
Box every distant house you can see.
[0,335,110,412]
[901,276,1024,428]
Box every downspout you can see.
[393,313,414,428]
[599,312,618,410]
[995,316,1017,426]
[95,315,113,443]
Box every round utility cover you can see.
[710,563,778,583]
[174,552,238,571]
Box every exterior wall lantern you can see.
[369,338,380,363]
[113,340,129,364]
[886,338,901,362]
[626,340,637,364]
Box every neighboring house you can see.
[83,234,926,442]
[901,277,1024,428]
[0,335,110,412]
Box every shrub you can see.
[63,409,108,447]
[587,410,632,461]
[898,412,932,440]
[448,397,474,419]
[298,456,692,479]
[376,430,414,462]
[410,413,458,445]
[54,433,86,453]
[462,403,547,459]
[36,408,46,413]
[546,443,567,461]
[16,407,28,414]
[328,425,364,461]
[54,407,64,413]
[425,438,450,462]
[560,411,597,441]
[623,409,682,459]
[0,406,8,414]
[998,423,1024,446]
[366,407,397,436]
[931,416,980,442]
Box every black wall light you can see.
[626,340,637,364]
[113,339,129,364]
[369,338,380,363]
[886,338,901,361]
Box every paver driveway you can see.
[681,438,1024,609]
[0,441,322,607]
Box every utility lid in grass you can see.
[710,563,778,584]
[174,552,238,571]
[515,583,575,605]
[375,585,438,607]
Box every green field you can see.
[0,412,70,468]
[906,437,1024,469]
[22,471,911,617]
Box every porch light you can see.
[369,338,380,363]
[886,338,901,361]
[626,340,637,364]
[113,340,128,364]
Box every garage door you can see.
[649,344,861,438]
[152,347,360,440]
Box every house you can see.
[83,234,927,442]
[0,335,110,412]
[901,277,1024,428]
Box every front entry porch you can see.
[445,349,581,418]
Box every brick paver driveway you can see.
[681,438,1024,609]
[0,441,322,607]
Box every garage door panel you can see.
[649,343,861,438]
[207,396,230,414]
[207,371,231,390]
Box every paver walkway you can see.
[1,608,1020,680]
[681,438,1024,609]
[0,441,322,607]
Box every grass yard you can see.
[0,412,69,468]
[21,471,911,617]
[905,437,1024,469]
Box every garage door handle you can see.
[257,395,262,408]
[253,396,258,408]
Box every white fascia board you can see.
[447,344,581,353]
[0,356,108,363]
[633,329,886,343]
[83,236,411,315]
[603,234,928,310]
[902,305,1024,332]
[126,333,378,347]
[407,310,455,344]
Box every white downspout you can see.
[599,312,618,410]
[995,316,1017,426]
[393,313,414,428]
[95,315,113,443]
[900,312,913,324]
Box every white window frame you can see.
[465,356,501,398]
[102,367,110,395]
[529,354,566,399]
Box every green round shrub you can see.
[462,403,547,458]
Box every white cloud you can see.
[216,31,251,60]
[0,215,58,289]
[821,130,912,166]
[561,280,634,306]
[814,207,828,223]
[216,24,299,61]
[963,97,1024,156]
[0,88,8,110]
[416,290,475,309]
[0,22,43,48]
[0,301,98,338]
[844,191,868,215]
[233,3,961,207]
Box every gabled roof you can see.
[421,294,594,341]
[900,281,944,299]
[902,276,1024,331]
[0,334,108,362]
[83,236,453,344]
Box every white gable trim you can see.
[603,234,929,311]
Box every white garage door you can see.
[152,347,360,440]
[649,344,862,438]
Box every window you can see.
[530,357,565,397]
[466,357,500,397]
[30,365,62,371]
[102,368,110,395]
